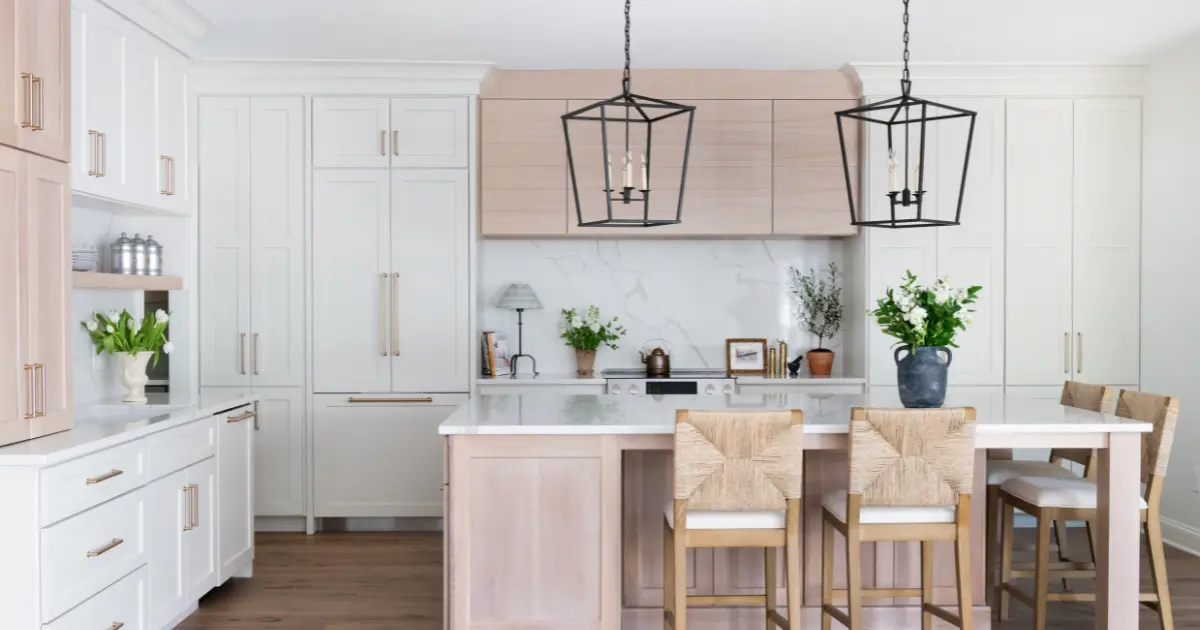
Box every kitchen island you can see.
[441,393,1150,630]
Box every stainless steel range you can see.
[602,368,737,396]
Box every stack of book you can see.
[480,331,512,377]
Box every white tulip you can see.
[86,321,98,332]
[156,309,169,324]
[127,319,136,330]
[107,310,120,321]
[105,325,115,333]
[162,341,174,354]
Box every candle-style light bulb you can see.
[911,156,922,191]
[623,151,633,189]
[606,155,613,190]
[640,150,648,190]
[888,148,900,193]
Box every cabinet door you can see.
[16,0,68,161]
[184,456,217,601]
[25,153,70,439]
[480,99,568,236]
[312,97,390,168]
[147,469,188,629]
[198,97,252,387]
[391,169,468,393]
[1073,99,1141,387]
[250,97,305,387]
[1005,100,1075,386]
[124,31,158,207]
[935,98,1005,386]
[389,97,469,168]
[313,394,464,517]
[0,0,17,148]
[312,169,391,393]
[218,405,254,581]
[156,46,188,213]
[773,99,859,236]
[0,146,28,445]
[253,387,304,516]
[73,0,125,197]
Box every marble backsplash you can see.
[480,239,846,375]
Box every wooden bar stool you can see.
[984,382,1114,601]
[821,407,977,630]
[996,389,1180,630]
[665,409,804,630]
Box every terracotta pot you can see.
[807,349,834,377]
[575,349,597,377]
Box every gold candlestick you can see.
[768,347,778,378]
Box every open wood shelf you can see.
[72,271,183,291]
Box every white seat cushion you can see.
[822,490,957,525]
[663,502,784,530]
[1000,476,1149,510]
[986,459,1080,485]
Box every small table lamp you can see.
[497,283,543,377]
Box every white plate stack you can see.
[71,247,99,272]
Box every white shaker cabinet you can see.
[146,469,188,629]
[183,456,218,601]
[253,387,305,516]
[199,96,305,389]
[72,0,125,198]
[156,46,189,213]
[389,97,470,167]
[313,96,469,168]
[312,97,391,168]
[218,406,255,581]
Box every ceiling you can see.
[189,0,1200,68]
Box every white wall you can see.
[1143,34,1200,551]
[480,239,847,375]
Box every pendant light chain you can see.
[622,0,632,95]
[900,0,912,94]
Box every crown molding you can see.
[849,63,1147,98]
[192,59,496,96]
[96,0,214,57]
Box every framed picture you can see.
[726,338,768,376]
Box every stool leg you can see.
[985,485,998,606]
[1146,518,1175,630]
[822,517,834,630]
[1053,519,1072,591]
[663,519,674,629]
[846,524,863,630]
[673,522,688,630]
[997,500,1014,621]
[1034,514,1051,630]
[921,541,934,630]
[765,547,778,630]
[955,498,974,630]
[786,500,802,630]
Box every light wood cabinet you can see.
[218,404,254,581]
[3,0,69,161]
[313,96,469,169]
[0,146,26,445]
[773,99,858,235]
[480,99,567,235]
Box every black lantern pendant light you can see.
[834,0,977,228]
[562,0,697,227]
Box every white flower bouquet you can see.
[559,306,626,351]
[869,271,981,348]
[82,309,174,366]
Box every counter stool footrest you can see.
[923,603,964,627]
[687,594,768,607]
[822,604,852,627]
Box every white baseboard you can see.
[1160,517,1200,557]
[255,516,307,532]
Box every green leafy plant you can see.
[560,306,626,351]
[789,263,843,350]
[869,271,981,348]
[81,309,173,366]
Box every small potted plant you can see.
[82,309,173,404]
[560,306,626,377]
[869,271,981,408]
[789,263,843,377]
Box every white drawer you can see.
[43,565,147,630]
[147,415,218,480]
[41,488,147,622]
[40,440,148,526]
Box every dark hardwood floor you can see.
[180,530,1200,629]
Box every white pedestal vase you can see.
[116,351,154,404]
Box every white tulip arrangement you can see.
[82,309,173,366]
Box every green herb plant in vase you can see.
[868,271,981,408]
[560,306,626,377]
[82,309,173,404]
[789,263,844,377]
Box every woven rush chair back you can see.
[1113,390,1181,483]
[673,409,804,511]
[848,407,976,507]
[1054,381,1116,467]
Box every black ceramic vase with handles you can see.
[895,346,952,408]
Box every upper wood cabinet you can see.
[1,0,70,161]
[773,100,858,236]
[312,96,469,169]
[480,99,567,236]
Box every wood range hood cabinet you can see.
[479,69,862,238]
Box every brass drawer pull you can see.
[348,397,434,404]
[227,410,256,423]
[86,538,124,557]
[393,130,399,156]
[86,469,124,485]
[23,365,33,419]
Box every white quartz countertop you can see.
[438,392,1152,436]
[476,373,606,386]
[0,390,260,466]
[735,376,866,386]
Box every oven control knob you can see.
[629,385,640,395]
[705,384,716,395]
[610,384,620,394]
[723,384,735,394]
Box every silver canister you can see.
[144,235,162,276]
[132,234,148,275]
[111,232,135,275]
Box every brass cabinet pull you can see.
[182,486,194,530]
[392,130,399,156]
[160,156,169,194]
[170,157,177,195]
[31,75,43,130]
[23,365,33,419]
[87,131,98,176]
[86,469,124,485]
[86,538,124,557]
[348,396,434,404]
[379,273,388,356]
[1077,332,1083,374]
[35,363,45,416]
[1064,332,1069,374]
[227,410,256,423]
[240,332,247,375]
[392,272,400,356]
[253,332,260,375]
[380,130,386,156]
[191,483,199,528]
[98,132,107,177]
[20,73,33,127]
